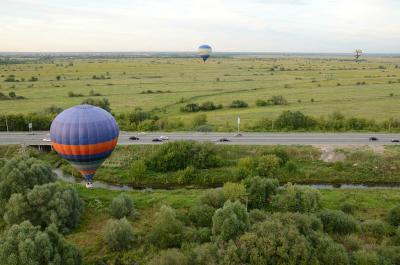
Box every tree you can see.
[270,95,288,105]
[200,189,225,209]
[81,98,111,112]
[222,182,247,203]
[354,49,363,62]
[243,176,279,209]
[4,182,84,234]
[0,155,55,213]
[129,159,147,181]
[271,183,321,213]
[0,221,82,265]
[256,154,280,177]
[148,249,188,265]
[212,200,249,241]
[110,193,135,219]
[149,205,184,248]
[229,100,248,108]
[104,217,135,251]
[275,110,317,130]
[236,157,258,179]
[318,210,360,235]
[189,204,216,227]
[188,243,218,265]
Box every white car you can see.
[42,138,51,142]
[159,135,169,140]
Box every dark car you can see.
[369,137,378,141]
[391,139,400,143]
[216,138,231,142]
[129,136,140,140]
[152,138,163,142]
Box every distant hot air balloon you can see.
[50,104,119,188]
[198,44,212,62]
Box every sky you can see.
[0,0,399,53]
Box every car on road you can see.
[235,133,243,137]
[216,138,231,142]
[152,138,163,142]
[391,139,400,143]
[369,137,379,141]
[159,135,169,140]
[129,136,140,140]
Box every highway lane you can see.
[0,132,399,145]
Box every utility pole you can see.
[237,116,240,135]
[5,115,9,132]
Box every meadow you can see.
[1,55,400,130]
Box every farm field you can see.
[1,56,400,129]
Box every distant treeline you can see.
[1,108,399,132]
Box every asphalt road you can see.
[0,132,399,146]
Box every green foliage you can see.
[340,201,357,215]
[361,219,388,239]
[236,156,258,179]
[110,193,135,219]
[200,189,225,209]
[229,100,248,108]
[192,114,207,128]
[212,200,250,241]
[129,159,147,181]
[256,154,280,177]
[4,182,84,233]
[318,210,360,235]
[377,246,400,265]
[189,204,215,227]
[104,217,135,251]
[146,141,220,172]
[248,209,267,224]
[0,221,82,265]
[270,95,288,105]
[149,205,184,248]
[275,110,317,130]
[148,249,188,265]
[222,182,247,203]
[271,183,321,213]
[81,97,111,112]
[0,155,55,213]
[387,205,400,226]
[352,250,379,265]
[243,176,279,209]
[187,243,218,265]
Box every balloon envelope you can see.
[50,105,119,181]
[198,44,212,62]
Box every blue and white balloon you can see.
[198,45,212,62]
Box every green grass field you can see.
[1,56,400,128]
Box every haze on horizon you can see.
[0,0,399,53]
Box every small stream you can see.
[53,169,400,191]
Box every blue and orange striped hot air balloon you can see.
[50,104,119,188]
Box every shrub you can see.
[271,184,321,213]
[352,250,379,265]
[4,183,84,233]
[0,221,82,265]
[189,204,215,227]
[249,209,267,224]
[68,91,83,97]
[270,95,288,105]
[110,193,135,219]
[187,243,218,265]
[183,227,212,244]
[255,99,269,106]
[318,210,359,234]
[229,100,248,108]
[149,205,184,248]
[81,97,111,112]
[0,155,55,212]
[236,156,258,179]
[361,219,388,239]
[199,101,222,111]
[377,246,400,265]
[387,205,400,226]
[146,141,220,172]
[104,217,135,251]
[392,226,400,245]
[256,154,280,177]
[238,218,313,264]
[200,189,225,209]
[212,200,250,241]
[275,110,317,130]
[222,182,247,203]
[181,103,200,112]
[340,201,357,215]
[148,249,188,265]
[129,159,147,181]
[243,176,279,209]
